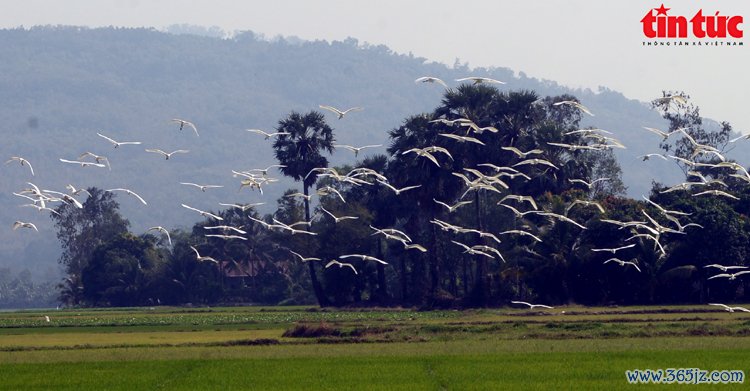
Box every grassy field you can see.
[0,305,748,390]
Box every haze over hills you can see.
[0,25,746,282]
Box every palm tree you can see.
[273,111,335,306]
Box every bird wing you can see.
[708,274,731,280]
[319,105,343,115]
[97,132,118,145]
[511,301,532,307]
[246,129,270,137]
[145,149,166,155]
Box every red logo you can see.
[641,4,743,38]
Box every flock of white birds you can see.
[5,76,750,313]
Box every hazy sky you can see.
[3,0,749,132]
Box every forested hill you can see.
[0,26,745,282]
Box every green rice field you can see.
[0,305,748,390]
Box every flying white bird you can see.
[340,254,388,265]
[106,188,147,205]
[604,258,641,272]
[247,165,287,177]
[566,200,606,214]
[190,246,219,264]
[708,271,750,280]
[288,250,321,262]
[693,190,740,200]
[218,202,265,211]
[325,260,357,274]
[377,180,421,195]
[204,225,247,235]
[319,105,363,119]
[171,118,199,137]
[568,178,610,189]
[205,234,247,241]
[501,146,544,158]
[333,144,383,157]
[145,149,189,160]
[638,153,669,161]
[5,157,34,176]
[498,195,538,210]
[245,129,291,140]
[96,132,142,148]
[59,159,106,168]
[511,301,554,309]
[180,182,224,192]
[78,152,111,170]
[319,206,359,223]
[704,264,748,272]
[709,303,750,313]
[181,204,223,220]
[12,221,38,232]
[455,76,505,85]
[553,100,594,116]
[592,244,636,254]
[438,133,485,145]
[642,127,683,141]
[415,76,448,87]
[499,229,542,243]
[513,158,558,170]
[433,198,472,213]
[66,185,91,197]
[147,226,172,246]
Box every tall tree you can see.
[51,187,129,305]
[272,111,335,306]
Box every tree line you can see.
[52,85,750,308]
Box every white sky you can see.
[3,0,749,132]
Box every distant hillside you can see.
[0,26,746,281]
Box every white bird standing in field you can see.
[319,105,363,119]
[5,157,34,176]
[172,118,199,137]
[415,76,448,87]
[511,301,554,310]
[105,188,147,205]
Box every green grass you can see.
[0,304,748,389]
[0,348,747,390]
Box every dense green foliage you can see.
[45,85,750,309]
